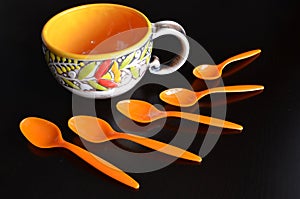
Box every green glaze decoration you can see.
[88,80,108,91]
[140,41,150,60]
[63,78,80,90]
[130,66,139,79]
[78,62,96,80]
[120,52,135,69]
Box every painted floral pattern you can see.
[42,39,153,91]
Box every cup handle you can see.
[149,21,189,75]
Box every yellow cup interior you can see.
[42,4,151,59]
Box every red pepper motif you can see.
[97,79,118,88]
[94,59,119,89]
[95,60,112,80]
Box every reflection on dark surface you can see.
[72,136,197,165]
[116,115,241,137]
[191,78,221,91]
[27,140,103,177]
[73,132,162,155]
[182,81,264,110]
[27,143,60,158]
[27,137,139,190]
[221,53,261,78]
[161,118,242,135]
[117,117,165,136]
[191,52,261,91]
[197,89,264,108]
[163,102,202,114]
[64,138,139,191]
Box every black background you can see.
[2,0,300,198]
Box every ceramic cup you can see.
[42,3,189,98]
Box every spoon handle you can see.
[116,133,201,162]
[61,141,139,189]
[219,49,261,69]
[197,85,264,98]
[166,111,243,130]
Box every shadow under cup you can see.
[42,4,189,99]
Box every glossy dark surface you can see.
[2,0,300,198]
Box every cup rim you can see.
[42,3,152,60]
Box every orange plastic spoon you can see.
[193,49,261,80]
[68,116,201,163]
[160,85,264,107]
[19,117,139,189]
[116,100,243,130]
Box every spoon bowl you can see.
[193,49,261,80]
[19,117,139,189]
[116,100,166,123]
[68,115,201,162]
[117,99,243,130]
[193,64,220,80]
[160,85,264,107]
[68,116,114,143]
[20,117,63,148]
[159,88,198,107]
